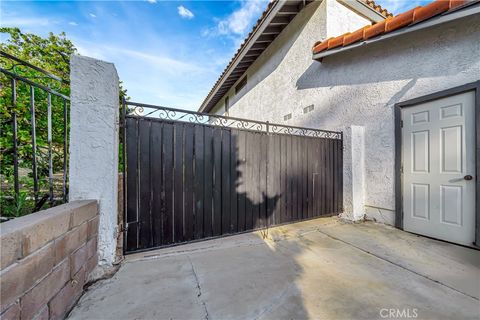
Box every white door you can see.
[402,91,476,246]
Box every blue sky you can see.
[1,0,429,111]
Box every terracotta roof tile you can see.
[414,0,450,22]
[312,0,472,55]
[328,33,350,49]
[312,38,332,52]
[362,0,393,17]
[343,26,370,46]
[363,17,389,39]
[385,7,419,32]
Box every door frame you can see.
[394,80,480,247]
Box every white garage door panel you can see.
[402,91,476,246]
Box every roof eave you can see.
[198,1,284,113]
[312,3,480,61]
[337,0,387,22]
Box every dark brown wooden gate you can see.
[123,101,343,253]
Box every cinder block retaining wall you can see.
[0,200,99,320]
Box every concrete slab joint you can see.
[341,125,366,221]
[69,55,120,268]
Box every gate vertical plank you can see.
[222,129,231,234]
[162,123,174,245]
[279,135,286,223]
[230,130,238,233]
[334,140,341,213]
[330,139,335,214]
[266,134,275,226]
[324,139,329,215]
[300,137,306,219]
[313,138,321,217]
[321,138,327,215]
[274,135,282,224]
[174,124,184,243]
[291,136,297,221]
[184,124,195,241]
[314,139,320,216]
[151,121,163,247]
[213,128,222,236]
[253,133,261,229]
[126,117,139,251]
[287,135,293,222]
[298,137,303,220]
[326,139,331,214]
[306,138,313,219]
[288,136,297,221]
[259,133,267,228]
[328,139,334,214]
[244,132,254,230]
[138,120,152,249]
[338,137,343,213]
[280,135,288,223]
[303,138,309,219]
[237,130,246,232]
[194,125,205,239]
[253,132,260,229]
[296,136,302,220]
[296,136,301,220]
[203,127,214,238]
[333,139,339,214]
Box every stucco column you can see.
[341,125,365,221]
[69,55,119,266]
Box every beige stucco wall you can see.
[209,0,480,224]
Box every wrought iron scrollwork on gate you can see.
[124,100,342,139]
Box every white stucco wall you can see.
[343,125,366,221]
[210,0,480,224]
[325,0,372,38]
[69,55,120,266]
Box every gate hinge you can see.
[400,165,403,174]
[400,120,403,128]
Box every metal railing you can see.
[0,51,70,218]
[124,100,342,139]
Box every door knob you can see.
[464,175,473,181]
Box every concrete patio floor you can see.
[69,217,480,320]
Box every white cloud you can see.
[89,13,97,18]
[69,21,78,26]
[202,0,268,42]
[177,6,194,19]
[147,0,157,3]
[217,0,266,35]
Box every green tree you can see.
[0,28,127,217]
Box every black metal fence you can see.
[123,101,343,253]
[0,51,70,218]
